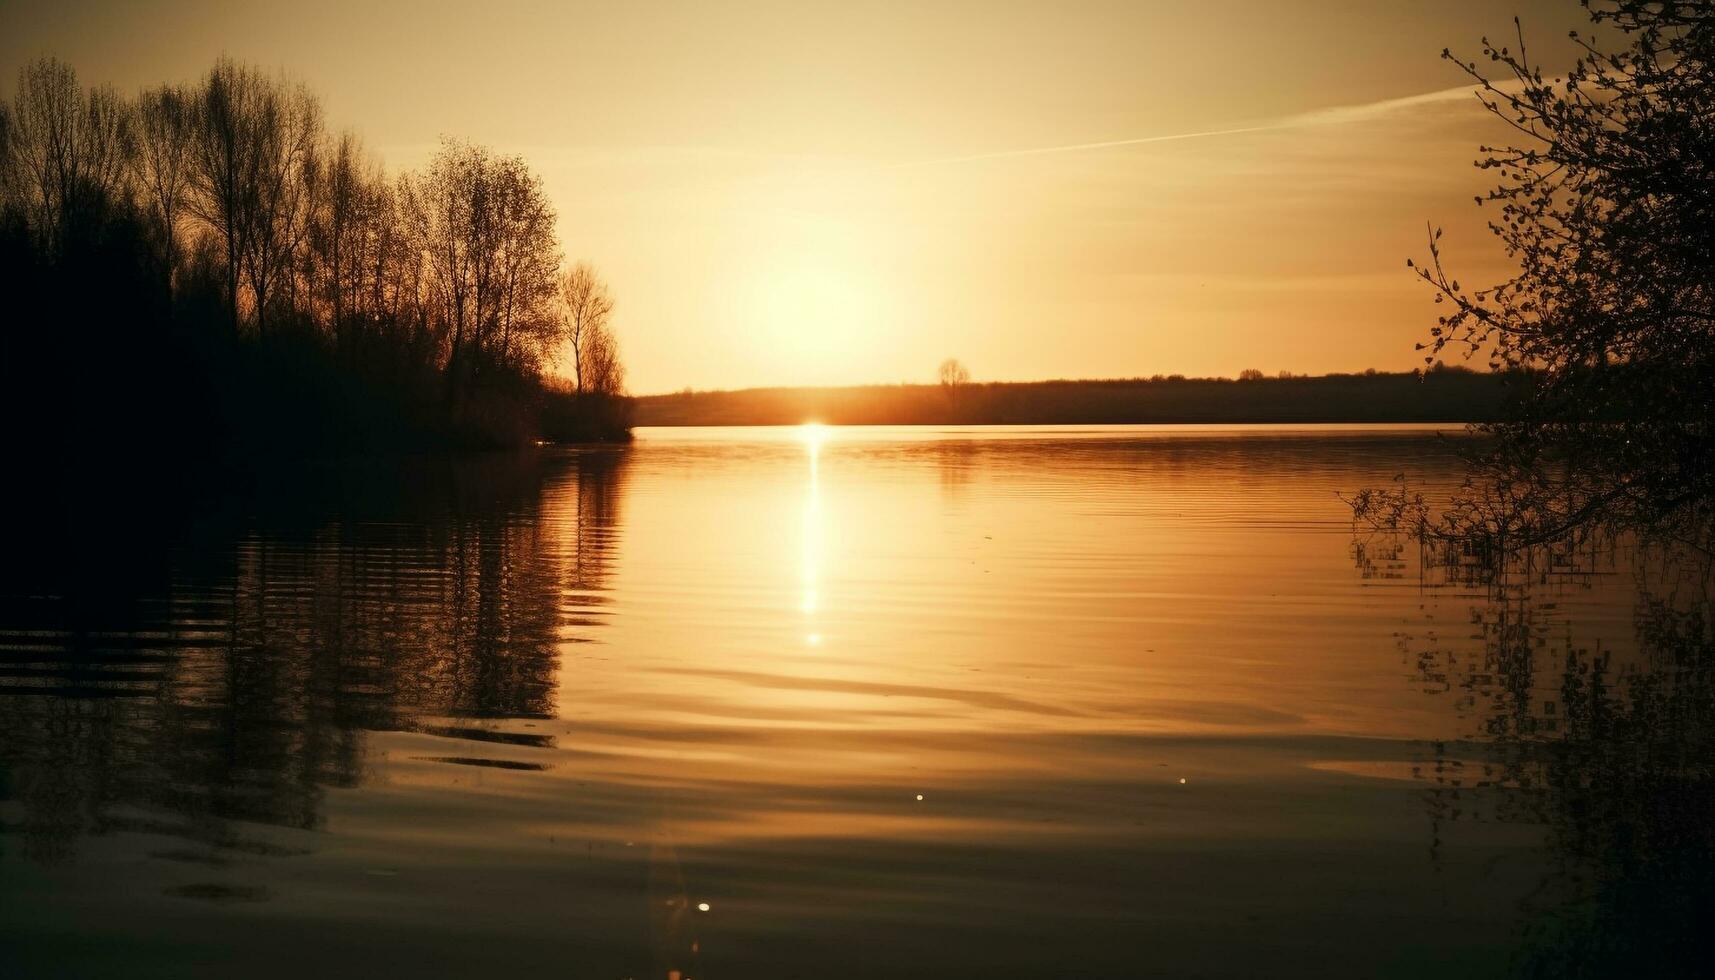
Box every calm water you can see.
[2,426,1707,978]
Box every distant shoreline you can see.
[630,421,1476,431]
[633,369,1514,427]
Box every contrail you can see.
[905,123,1283,167]
[902,82,1500,168]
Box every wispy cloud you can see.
[1288,82,1509,127]
[906,124,1282,166]
[905,81,1507,167]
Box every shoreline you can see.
[633,371,1515,427]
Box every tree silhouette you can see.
[938,357,970,387]
[559,261,614,394]
[581,314,626,397]
[135,83,194,293]
[1410,1,1713,550]
[0,58,130,259]
[1,54,630,454]
[403,138,562,404]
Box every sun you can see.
[753,255,875,378]
[798,421,829,450]
[732,167,902,384]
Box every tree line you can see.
[0,56,629,462]
[637,368,1512,426]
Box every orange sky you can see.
[1,1,1588,393]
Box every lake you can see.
[2,425,1706,978]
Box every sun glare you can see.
[734,169,903,386]
[753,259,878,381]
[799,422,829,450]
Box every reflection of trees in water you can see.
[0,449,628,863]
[1368,521,1715,978]
[565,450,626,592]
[934,439,979,499]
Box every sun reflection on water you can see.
[799,423,826,627]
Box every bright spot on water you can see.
[915,794,924,801]
[697,902,711,912]
[1179,778,1187,784]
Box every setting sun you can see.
[737,174,899,384]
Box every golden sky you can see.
[1,0,1587,393]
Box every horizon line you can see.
[633,364,1495,398]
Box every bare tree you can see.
[0,102,10,209]
[400,143,473,396]
[373,173,431,369]
[181,60,322,337]
[311,131,384,355]
[938,358,970,387]
[581,316,625,396]
[310,152,428,372]
[0,58,132,256]
[558,261,613,393]
[240,74,321,338]
[186,58,262,334]
[487,154,560,373]
[134,83,194,290]
[404,138,560,400]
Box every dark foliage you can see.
[0,57,629,476]
[1402,1,1714,553]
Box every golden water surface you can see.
[0,426,1669,978]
